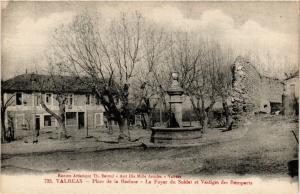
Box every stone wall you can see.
[231,57,284,116]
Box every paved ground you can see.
[1,115,298,177]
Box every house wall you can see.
[284,77,299,99]
[5,92,105,132]
[231,57,284,115]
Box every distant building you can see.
[2,73,105,135]
[283,71,299,115]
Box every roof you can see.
[2,73,94,93]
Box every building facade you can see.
[283,71,299,115]
[2,74,105,135]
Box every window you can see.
[44,115,52,127]
[45,93,52,105]
[86,94,90,105]
[34,93,41,106]
[16,92,22,105]
[96,97,100,105]
[95,113,103,126]
[66,112,77,126]
[66,94,73,106]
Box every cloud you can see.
[144,6,298,76]
[2,11,74,78]
[2,5,298,79]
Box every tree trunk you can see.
[207,103,215,125]
[108,119,113,134]
[1,108,6,143]
[205,100,215,129]
[141,113,147,129]
[58,105,68,139]
[189,96,205,131]
[144,113,151,129]
[32,120,38,142]
[222,97,231,128]
[149,111,154,127]
[57,117,68,139]
[96,87,132,142]
[202,111,208,134]
[200,96,207,133]
[41,100,68,139]
[197,110,208,134]
[117,118,130,141]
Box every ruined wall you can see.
[231,57,284,116]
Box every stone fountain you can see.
[150,72,202,145]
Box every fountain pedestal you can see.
[150,72,202,146]
[150,126,203,144]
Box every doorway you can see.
[78,112,85,129]
[35,116,40,130]
[35,116,40,136]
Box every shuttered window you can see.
[16,92,22,105]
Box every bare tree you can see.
[167,34,234,132]
[49,12,144,141]
[30,63,73,139]
[131,23,172,127]
[214,47,235,128]
[1,83,15,142]
[166,33,214,132]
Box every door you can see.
[35,116,41,136]
[78,112,85,129]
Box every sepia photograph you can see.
[1,1,299,194]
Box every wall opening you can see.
[270,102,282,114]
[66,112,77,126]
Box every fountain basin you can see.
[150,126,202,145]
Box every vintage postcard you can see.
[1,1,299,194]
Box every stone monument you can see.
[167,72,184,127]
[150,72,202,145]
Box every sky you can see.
[1,1,299,80]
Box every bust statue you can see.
[167,72,184,95]
[171,72,179,81]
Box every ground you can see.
[1,115,298,177]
